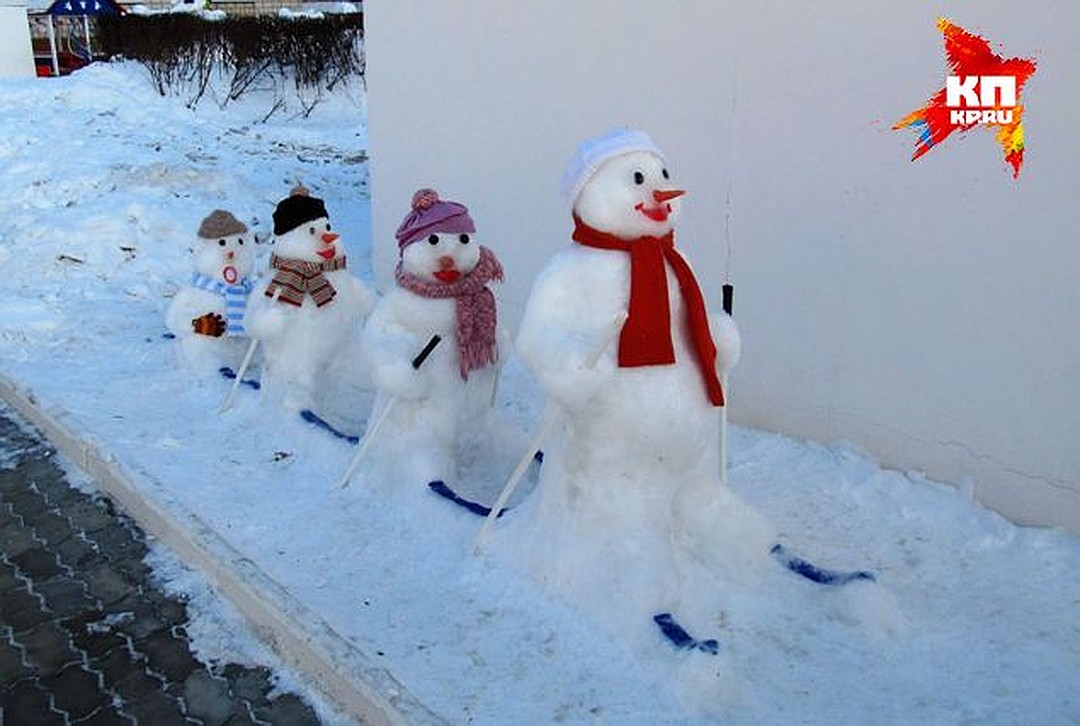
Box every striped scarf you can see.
[265,253,347,308]
[190,273,254,337]
[395,246,504,380]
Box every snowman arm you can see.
[345,274,377,316]
[710,311,741,376]
[166,290,216,337]
[361,310,436,401]
[515,274,619,410]
[243,286,289,341]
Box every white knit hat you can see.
[559,128,666,206]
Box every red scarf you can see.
[572,217,724,407]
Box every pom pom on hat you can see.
[559,128,666,207]
[273,185,329,236]
[198,210,247,239]
[395,188,476,250]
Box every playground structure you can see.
[28,0,124,77]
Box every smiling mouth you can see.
[433,269,461,283]
[634,202,672,222]
[316,247,336,260]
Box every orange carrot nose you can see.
[653,189,686,203]
[321,232,340,244]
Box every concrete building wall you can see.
[0,3,36,78]
[365,0,1080,533]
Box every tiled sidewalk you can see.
[0,410,327,725]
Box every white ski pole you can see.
[219,287,281,414]
[720,283,733,488]
[337,334,442,490]
[472,312,627,555]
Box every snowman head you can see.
[194,210,254,284]
[562,129,685,239]
[272,186,341,263]
[396,189,480,285]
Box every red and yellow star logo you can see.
[894,18,1036,178]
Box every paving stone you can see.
[139,629,201,683]
[60,498,116,534]
[3,591,52,635]
[28,510,76,548]
[11,545,63,581]
[89,645,146,688]
[41,661,112,721]
[1,677,67,725]
[81,562,137,606]
[115,674,197,726]
[3,487,49,520]
[71,703,136,725]
[53,535,107,572]
[254,692,323,726]
[183,668,249,724]
[90,524,147,563]
[0,561,19,591]
[34,574,99,620]
[16,620,81,678]
[0,633,33,683]
[222,663,273,703]
[0,517,39,559]
[64,613,128,660]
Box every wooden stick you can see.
[472,312,627,555]
[337,334,442,490]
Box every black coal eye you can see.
[633,171,645,185]
[662,168,670,179]
[427,234,439,245]
[238,238,244,246]
[309,226,316,235]
[459,234,470,245]
[326,223,332,232]
[218,239,226,247]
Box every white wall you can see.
[0,3,36,79]
[366,0,1080,533]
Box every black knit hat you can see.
[273,185,329,236]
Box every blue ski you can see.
[300,409,360,444]
[653,613,719,655]
[770,543,875,586]
[219,366,261,390]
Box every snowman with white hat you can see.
[244,186,374,412]
[356,188,506,495]
[492,129,775,650]
[166,209,256,375]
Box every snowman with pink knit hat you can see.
[358,189,506,494]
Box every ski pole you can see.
[472,312,627,555]
[337,334,442,490]
[720,283,733,488]
[219,287,281,414]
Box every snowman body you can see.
[497,142,772,639]
[361,227,504,491]
[244,210,373,411]
[166,224,254,375]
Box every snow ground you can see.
[0,62,1078,725]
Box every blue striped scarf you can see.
[191,273,254,337]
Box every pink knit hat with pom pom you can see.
[395,188,476,250]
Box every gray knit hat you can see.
[198,210,248,239]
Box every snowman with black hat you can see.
[244,185,374,412]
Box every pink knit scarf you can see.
[395,246,504,380]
